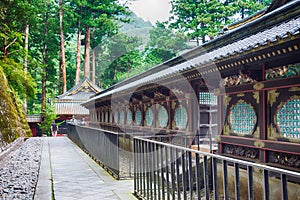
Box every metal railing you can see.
[133,137,300,200]
[68,123,121,179]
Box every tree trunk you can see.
[24,24,29,113]
[84,27,90,79]
[59,0,66,93]
[41,17,48,113]
[92,48,95,83]
[75,25,81,84]
[91,27,95,83]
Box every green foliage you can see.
[39,104,57,136]
[169,0,271,44]
[99,32,143,88]
[234,0,272,19]
[0,58,36,100]
[145,22,188,64]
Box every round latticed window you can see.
[175,106,188,129]
[119,110,125,124]
[229,100,257,135]
[114,111,118,123]
[276,96,300,139]
[127,110,132,125]
[158,105,168,128]
[135,109,142,126]
[145,108,154,126]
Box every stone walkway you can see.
[34,137,135,200]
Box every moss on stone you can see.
[0,66,31,146]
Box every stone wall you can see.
[0,66,31,148]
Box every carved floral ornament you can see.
[268,89,280,107]
[265,63,300,80]
[220,70,256,87]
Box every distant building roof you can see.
[53,78,102,115]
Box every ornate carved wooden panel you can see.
[223,144,259,160]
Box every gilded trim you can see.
[254,140,265,148]
[253,82,264,90]
[171,101,176,110]
[214,88,220,95]
[253,91,260,104]
[223,123,231,135]
[268,89,279,106]
[288,87,300,92]
[253,126,260,138]
[224,95,232,106]
[268,124,280,139]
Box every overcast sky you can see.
[127,0,171,24]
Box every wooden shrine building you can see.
[83,0,300,171]
[52,77,102,133]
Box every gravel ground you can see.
[0,138,42,199]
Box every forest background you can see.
[0,0,271,118]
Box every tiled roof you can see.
[84,0,300,105]
[56,77,102,100]
[53,78,101,115]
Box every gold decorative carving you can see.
[254,140,265,148]
[156,104,159,109]
[253,82,264,90]
[268,124,280,138]
[268,90,279,106]
[223,123,231,135]
[171,101,176,110]
[288,87,300,92]
[214,89,220,95]
[224,95,232,106]
[237,93,245,97]
[166,96,170,101]
[172,121,176,129]
[253,91,259,104]
[253,126,260,138]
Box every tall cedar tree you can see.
[59,0,67,94]
[69,0,129,82]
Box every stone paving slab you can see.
[35,137,135,200]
